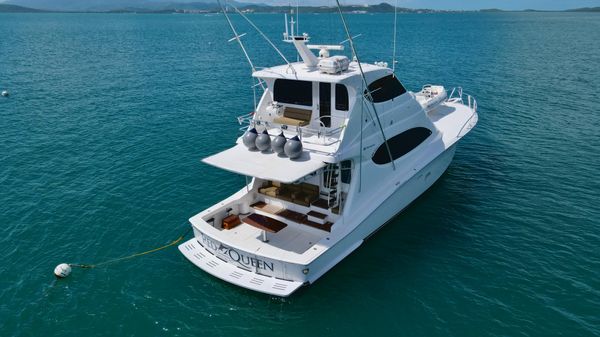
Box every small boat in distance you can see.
[179,6,478,296]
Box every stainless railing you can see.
[448,87,479,138]
[448,87,478,113]
[236,112,346,146]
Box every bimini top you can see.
[202,144,326,183]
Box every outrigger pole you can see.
[227,2,296,74]
[334,0,396,170]
[392,0,398,75]
[216,0,265,90]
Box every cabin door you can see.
[319,82,331,127]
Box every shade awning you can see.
[202,144,326,183]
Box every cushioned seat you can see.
[260,181,320,207]
[273,107,312,127]
[260,186,278,197]
[273,116,308,127]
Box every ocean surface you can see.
[1,11,599,337]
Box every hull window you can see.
[365,74,407,103]
[372,127,432,165]
[274,79,313,106]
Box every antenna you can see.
[290,12,295,37]
[284,13,289,39]
[228,2,296,74]
[334,0,395,170]
[392,0,398,74]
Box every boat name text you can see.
[200,233,274,272]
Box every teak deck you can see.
[251,201,333,232]
[243,213,287,233]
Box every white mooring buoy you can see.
[54,263,72,278]
[1,90,8,97]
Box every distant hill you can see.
[480,6,600,13]
[0,1,450,13]
[2,0,247,12]
[221,2,448,14]
[0,3,45,12]
[566,7,600,12]
[2,1,599,14]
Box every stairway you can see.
[324,163,340,208]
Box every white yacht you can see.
[179,10,478,296]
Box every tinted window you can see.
[320,82,331,127]
[341,160,352,183]
[365,74,406,103]
[335,84,349,111]
[274,79,312,106]
[372,127,432,165]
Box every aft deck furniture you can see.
[277,182,320,207]
[311,198,329,210]
[273,107,312,127]
[222,214,241,230]
[279,209,333,232]
[307,210,328,225]
[259,181,320,207]
[251,201,283,214]
[243,213,288,242]
[278,209,307,223]
[258,181,280,198]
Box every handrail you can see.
[237,111,255,129]
[236,112,345,146]
[447,86,477,113]
[447,87,478,138]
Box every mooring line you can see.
[61,227,192,273]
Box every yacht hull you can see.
[304,145,457,283]
[180,145,457,296]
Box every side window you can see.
[365,74,407,103]
[372,127,432,165]
[341,160,352,184]
[335,84,349,111]
[274,79,313,106]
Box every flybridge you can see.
[219,0,351,76]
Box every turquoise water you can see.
[1,12,599,337]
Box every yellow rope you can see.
[70,228,191,269]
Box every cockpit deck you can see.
[193,195,334,257]
[216,212,328,255]
[190,173,345,262]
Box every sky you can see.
[2,0,599,10]
[246,0,600,10]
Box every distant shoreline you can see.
[1,3,599,14]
